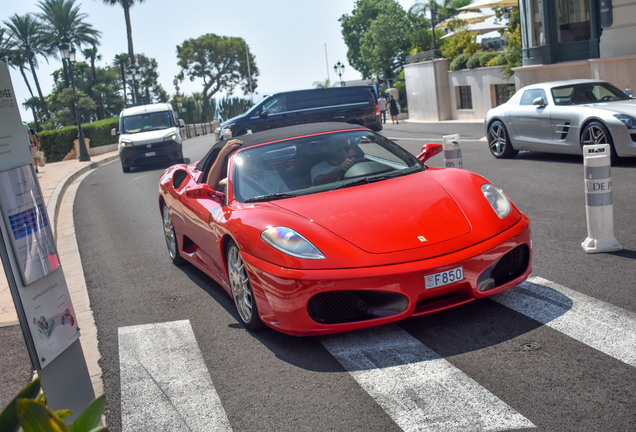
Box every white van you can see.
[113,103,185,172]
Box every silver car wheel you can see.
[227,242,258,327]
[162,204,182,264]
[581,123,609,145]
[488,120,518,158]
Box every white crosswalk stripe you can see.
[118,320,232,432]
[117,277,636,431]
[493,276,636,367]
[321,325,535,431]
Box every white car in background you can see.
[485,79,636,163]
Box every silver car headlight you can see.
[481,184,511,219]
[261,227,325,259]
[614,114,636,129]
[164,133,178,142]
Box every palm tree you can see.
[37,0,101,86]
[409,0,471,56]
[101,1,145,69]
[3,13,51,120]
[82,45,106,118]
[313,79,333,89]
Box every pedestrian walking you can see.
[388,94,400,124]
[378,95,387,124]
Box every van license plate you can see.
[145,151,156,157]
[424,266,463,289]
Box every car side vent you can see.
[173,170,188,189]
[555,121,571,140]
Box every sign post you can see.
[0,62,95,421]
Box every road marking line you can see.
[493,276,636,367]
[322,325,535,432]
[119,320,231,432]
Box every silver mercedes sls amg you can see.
[485,79,636,163]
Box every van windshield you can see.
[122,111,173,134]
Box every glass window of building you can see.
[557,0,591,42]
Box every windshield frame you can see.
[229,130,425,203]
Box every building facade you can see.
[405,0,636,122]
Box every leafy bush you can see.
[450,53,470,71]
[486,53,506,67]
[479,52,499,67]
[0,377,107,431]
[38,117,119,163]
[466,54,482,69]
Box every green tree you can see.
[408,0,471,56]
[340,0,411,80]
[3,13,51,120]
[177,33,259,107]
[111,52,167,105]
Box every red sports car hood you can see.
[272,173,471,254]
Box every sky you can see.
[3,0,419,123]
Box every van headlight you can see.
[164,133,178,142]
[481,184,511,218]
[120,139,134,148]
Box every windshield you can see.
[122,111,173,134]
[552,82,631,105]
[231,130,424,202]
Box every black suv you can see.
[219,86,382,139]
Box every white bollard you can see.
[443,134,462,168]
[581,144,622,253]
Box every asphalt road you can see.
[73,122,636,431]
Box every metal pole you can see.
[68,59,90,162]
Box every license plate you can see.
[145,151,156,157]
[424,266,464,289]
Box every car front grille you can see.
[307,290,407,324]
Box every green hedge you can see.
[39,117,119,163]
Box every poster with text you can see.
[0,165,60,285]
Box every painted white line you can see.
[119,320,231,432]
[322,325,534,432]
[493,276,636,367]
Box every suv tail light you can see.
[375,103,380,116]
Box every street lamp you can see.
[126,66,141,106]
[59,37,90,162]
[333,61,345,87]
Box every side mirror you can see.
[260,111,269,118]
[417,143,443,163]
[111,127,118,136]
[185,184,225,202]
[532,97,546,107]
[625,88,633,98]
[178,119,185,127]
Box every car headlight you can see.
[481,184,511,219]
[261,227,325,259]
[614,114,636,129]
[120,140,134,148]
[164,133,178,142]
[221,125,234,139]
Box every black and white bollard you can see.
[581,143,622,253]
[443,134,462,168]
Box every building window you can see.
[557,0,590,42]
[457,86,472,109]
[528,0,545,47]
[494,84,516,106]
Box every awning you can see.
[459,0,519,11]
[440,21,507,39]
[434,11,494,30]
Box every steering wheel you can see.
[343,157,372,179]
[600,95,612,102]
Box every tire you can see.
[226,241,263,330]
[162,204,185,265]
[580,121,619,164]
[488,120,518,159]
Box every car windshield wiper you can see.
[330,174,399,191]
[243,192,297,203]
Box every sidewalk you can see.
[0,149,119,399]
